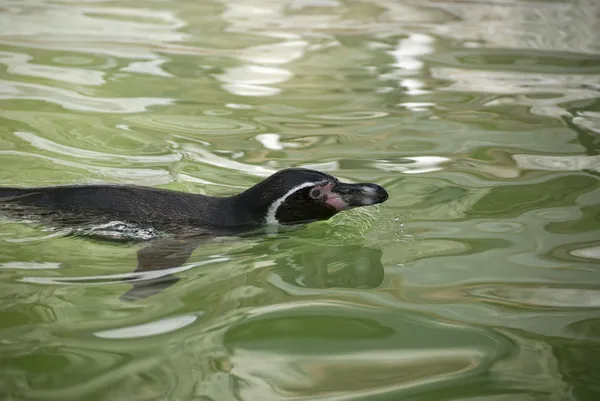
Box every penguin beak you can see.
[326,182,389,211]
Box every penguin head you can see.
[237,168,388,226]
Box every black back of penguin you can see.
[0,185,225,230]
[0,168,388,232]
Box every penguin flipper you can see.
[120,236,209,301]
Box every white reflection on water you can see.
[573,112,600,135]
[0,1,187,59]
[0,80,173,113]
[570,245,600,260]
[389,33,434,72]
[214,5,314,96]
[256,133,302,150]
[434,0,600,54]
[0,51,106,85]
[14,131,182,163]
[429,65,600,120]
[299,160,339,171]
[94,314,200,339]
[471,285,600,309]
[120,59,173,78]
[127,114,260,136]
[372,156,450,174]
[216,65,294,96]
[0,150,174,185]
[0,261,61,269]
[232,348,483,401]
[513,154,600,173]
[21,257,230,285]
[238,40,308,65]
[387,33,434,96]
[182,142,276,177]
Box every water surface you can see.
[1,0,600,400]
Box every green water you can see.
[1,0,600,400]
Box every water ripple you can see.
[20,257,230,286]
[469,284,600,310]
[223,301,507,400]
[1,0,600,400]
[126,114,260,136]
[94,314,201,339]
[0,51,106,85]
[14,131,181,163]
[0,80,173,113]
[0,1,188,59]
[0,150,173,184]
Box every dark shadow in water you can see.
[274,243,384,290]
[120,236,208,301]
[551,318,600,400]
[121,235,384,301]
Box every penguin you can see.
[0,168,388,234]
[0,168,389,301]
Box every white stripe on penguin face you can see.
[265,181,326,226]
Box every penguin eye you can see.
[309,188,323,199]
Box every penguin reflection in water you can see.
[0,168,388,299]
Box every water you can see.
[1,0,600,400]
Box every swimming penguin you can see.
[0,168,388,234]
[0,168,389,301]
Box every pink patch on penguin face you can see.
[325,194,349,211]
[312,182,349,211]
